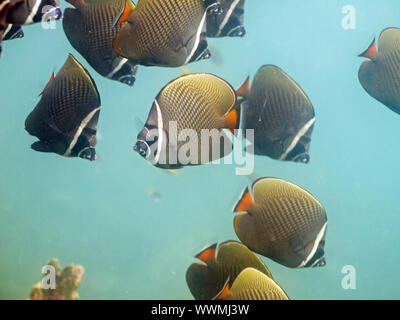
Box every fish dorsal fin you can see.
[39,71,55,96]
[236,76,250,98]
[66,0,86,8]
[65,54,101,104]
[31,141,52,153]
[230,268,289,299]
[113,0,135,26]
[233,186,253,212]
[358,38,377,59]
[212,278,230,300]
[251,177,279,203]
[217,240,273,278]
[378,27,400,53]
[195,243,217,264]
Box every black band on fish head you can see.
[70,134,95,160]
[30,0,61,24]
[134,126,159,159]
[286,140,311,164]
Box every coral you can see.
[29,258,84,300]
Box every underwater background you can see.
[1,0,400,300]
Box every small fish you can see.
[133,73,240,169]
[113,0,222,67]
[147,188,162,203]
[63,0,138,86]
[186,241,272,300]
[6,0,61,25]
[233,177,327,268]
[206,0,246,38]
[25,54,101,161]
[2,23,24,40]
[239,65,315,163]
[214,267,289,300]
[359,28,400,115]
[165,169,179,176]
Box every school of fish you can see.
[2,0,399,301]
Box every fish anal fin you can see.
[195,243,217,264]
[359,38,377,59]
[31,141,52,153]
[224,108,239,134]
[233,187,253,212]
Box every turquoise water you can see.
[1,0,400,300]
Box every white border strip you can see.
[279,117,315,160]
[216,0,240,37]
[297,221,327,268]
[63,107,100,157]
[24,0,42,25]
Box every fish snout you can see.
[294,153,310,164]
[134,141,149,158]
[120,76,135,87]
[231,26,246,38]
[313,257,326,268]
[198,49,211,61]
[79,147,97,161]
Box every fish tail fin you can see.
[224,105,241,134]
[212,278,230,300]
[195,243,217,263]
[359,38,377,59]
[39,72,55,96]
[233,186,253,212]
[236,76,250,99]
[113,0,133,27]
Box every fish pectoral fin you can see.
[31,141,52,153]
[236,76,250,98]
[289,236,305,254]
